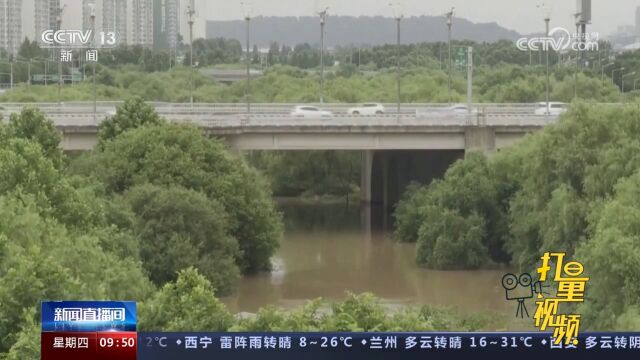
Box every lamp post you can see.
[31,58,51,85]
[602,62,614,85]
[187,3,195,106]
[635,78,639,91]
[90,5,96,121]
[390,2,403,115]
[56,5,65,106]
[573,12,581,99]
[612,67,624,88]
[445,7,454,105]
[9,61,13,89]
[242,2,252,113]
[622,72,636,93]
[318,7,328,104]
[544,11,551,108]
[27,60,31,86]
[539,4,551,114]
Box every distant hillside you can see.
[206,15,521,47]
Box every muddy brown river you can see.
[222,200,516,320]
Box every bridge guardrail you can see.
[0,102,550,116]
[32,112,559,129]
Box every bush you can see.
[89,123,282,274]
[124,184,240,294]
[138,268,234,332]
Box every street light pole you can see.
[466,47,473,113]
[446,8,454,105]
[246,17,251,113]
[318,7,328,104]
[389,2,402,115]
[396,16,402,115]
[91,7,96,121]
[187,4,195,106]
[56,5,65,106]
[573,13,581,99]
[242,2,252,114]
[27,60,31,86]
[602,62,614,85]
[612,67,625,89]
[544,13,550,113]
[9,62,13,89]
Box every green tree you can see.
[395,153,511,268]
[88,123,282,273]
[0,139,95,228]
[98,97,164,144]
[17,38,48,60]
[576,172,640,330]
[1,108,63,168]
[124,184,240,294]
[416,207,490,269]
[0,194,153,353]
[138,268,234,331]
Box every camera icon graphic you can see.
[501,273,547,318]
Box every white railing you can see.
[0,102,543,116]
[7,112,558,129]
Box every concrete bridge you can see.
[0,102,558,210]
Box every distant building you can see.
[0,0,23,56]
[153,0,180,49]
[131,0,153,47]
[103,0,127,46]
[82,0,96,32]
[34,0,60,46]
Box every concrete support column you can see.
[465,127,496,154]
[382,153,389,231]
[360,150,374,203]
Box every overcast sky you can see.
[194,0,639,36]
[55,0,639,39]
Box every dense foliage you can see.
[248,151,360,197]
[394,101,640,329]
[71,99,281,280]
[0,109,154,358]
[0,61,624,104]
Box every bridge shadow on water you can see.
[369,149,465,231]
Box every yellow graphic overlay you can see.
[534,252,589,346]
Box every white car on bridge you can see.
[534,102,567,116]
[290,105,333,118]
[347,103,385,116]
[416,104,477,116]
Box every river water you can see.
[222,199,514,318]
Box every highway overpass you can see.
[0,102,559,207]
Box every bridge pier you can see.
[360,150,374,203]
[464,127,496,153]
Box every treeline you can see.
[394,101,640,329]
[0,64,628,104]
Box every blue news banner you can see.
[137,332,640,360]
